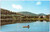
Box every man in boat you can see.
[28,25,29,29]
[23,25,29,29]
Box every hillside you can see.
[1,8,22,16]
[1,8,47,16]
[38,13,46,16]
[18,12,37,16]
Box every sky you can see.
[0,0,50,14]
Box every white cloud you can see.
[0,0,1,1]
[12,4,23,9]
[44,9,47,11]
[36,2,41,5]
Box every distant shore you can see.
[1,8,50,26]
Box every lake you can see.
[0,21,50,32]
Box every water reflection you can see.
[0,21,50,31]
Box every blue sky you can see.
[0,1,50,14]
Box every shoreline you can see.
[0,20,50,26]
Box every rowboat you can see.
[23,25,29,29]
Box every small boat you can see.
[23,25,29,29]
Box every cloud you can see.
[12,4,23,9]
[0,0,1,1]
[36,2,41,5]
[44,9,47,11]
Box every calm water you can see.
[0,21,50,31]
